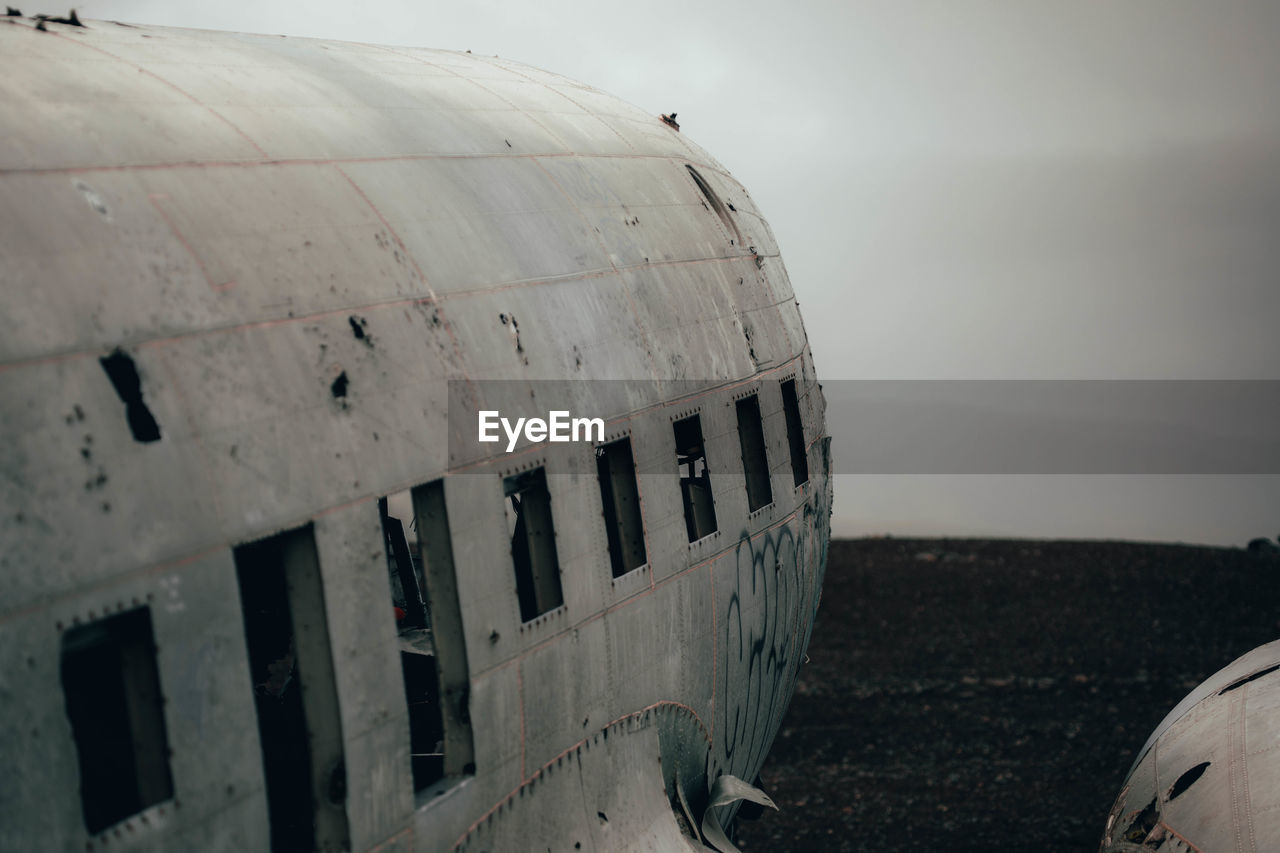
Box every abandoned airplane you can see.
[0,14,831,853]
[1100,640,1280,852]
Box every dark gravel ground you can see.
[735,537,1280,852]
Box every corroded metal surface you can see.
[1100,640,1280,852]
[0,14,829,853]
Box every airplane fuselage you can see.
[0,17,830,853]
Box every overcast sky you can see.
[75,1,1280,544]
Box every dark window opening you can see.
[385,481,475,791]
[736,395,773,511]
[411,481,475,781]
[99,348,161,443]
[380,494,426,630]
[674,415,718,542]
[596,437,647,577]
[61,607,173,834]
[505,468,564,621]
[235,526,348,853]
[686,165,741,244]
[401,652,444,789]
[780,379,809,487]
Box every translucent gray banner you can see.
[447,380,1280,474]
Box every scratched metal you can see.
[1099,640,1280,853]
[0,16,830,853]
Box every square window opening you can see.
[61,607,174,834]
[380,492,427,630]
[384,481,475,791]
[736,394,773,512]
[235,526,348,853]
[401,651,444,789]
[780,379,810,486]
[504,468,564,621]
[596,437,647,577]
[674,415,718,542]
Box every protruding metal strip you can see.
[700,774,778,852]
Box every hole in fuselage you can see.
[330,371,349,399]
[1218,664,1280,695]
[1122,798,1159,843]
[99,349,161,443]
[1168,762,1210,800]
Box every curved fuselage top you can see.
[1100,641,1280,852]
[0,17,829,853]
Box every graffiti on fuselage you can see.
[714,475,830,784]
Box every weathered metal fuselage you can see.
[1100,641,1280,852]
[0,18,829,853]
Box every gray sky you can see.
[75,1,1280,544]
